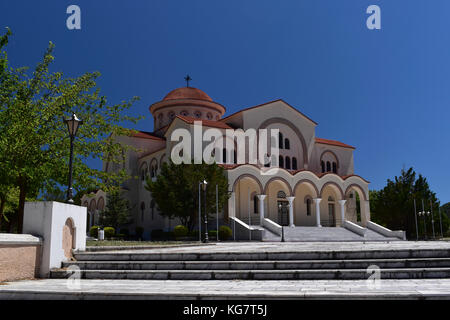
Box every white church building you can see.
[82,85,402,241]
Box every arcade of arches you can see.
[228,170,369,228]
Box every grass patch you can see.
[86,240,198,247]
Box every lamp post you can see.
[429,199,435,239]
[418,210,430,240]
[278,203,285,242]
[413,198,418,241]
[202,180,208,243]
[64,113,83,203]
[198,182,202,242]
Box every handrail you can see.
[262,218,282,236]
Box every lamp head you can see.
[201,180,208,191]
[64,113,83,137]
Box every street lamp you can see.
[278,203,285,242]
[201,180,208,243]
[418,210,430,240]
[64,113,83,203]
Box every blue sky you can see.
[1,1,449,204]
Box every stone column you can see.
[257,195,267,225]
[313,198,322,227]
[287,196,295,227]
[338,200,347,227]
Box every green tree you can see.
[98,188,131,230]
[370,167,449,239]
[145,161,230,232]
[0,29,141,232]
[441,202,450,219]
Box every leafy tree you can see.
[145,161,230,232]
[0,29,141,232]
[441,202,450,219]
[98,188,131,230]
[370,167,449,239]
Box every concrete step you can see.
[62,258,450,271]
[73,248,450,261]
[50,267,450,280]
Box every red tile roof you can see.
[176,115,233,129]
[315,138,355,149]
[130,130,165,141]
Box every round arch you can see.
[232,174,263,194]
[344,184,368,201]
[258,117,308,168]
[293,179,319,198]
[319,150,340,169]
[263,177,293,196]
[319,181,344,199]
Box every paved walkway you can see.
[93,241,450,254]
[1,279,450,299]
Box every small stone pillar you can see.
[257,195,267,225]
[286,196,295,227]
[338,200,347,226]
[313,198,322,227]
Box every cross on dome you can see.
[184,74,192,87]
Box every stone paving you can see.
[2,241,450,299]
[1,278,450,299]
[93,241,450,254]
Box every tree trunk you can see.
[17,179,27,234]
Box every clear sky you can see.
[1,1,449,204]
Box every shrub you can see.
[104,227,115,239]
[174,225,188,238]
[208,230,218,239]
[218,225,232,241]
[90,226,99,238]
[135,226,144,239]
[151,229,164,240]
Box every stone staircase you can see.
[51,246,450,280]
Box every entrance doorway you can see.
[328,203,336,227]
[278,201,289,226]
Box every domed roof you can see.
[163,87,212,102]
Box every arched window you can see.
[279,132,284,149]
[321,161,325,173]
[326,161,331,172]
[306,198,312,216]
[285,156,291,170]
[253,195,258,214]
[284,138,290,150]
[332,162,337,174]
[264,154,270,167]
[233,150,237,164]
[222,148,227,164]
[141,169,145,181]
[279,155,284,168]
[292,157,298,170]
[277,191,286,199]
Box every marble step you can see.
[62,258,450,270]
[50,267,450,280]
[73,248,450,261]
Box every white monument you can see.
[23,201,87,277]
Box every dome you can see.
[163,87,212,102]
